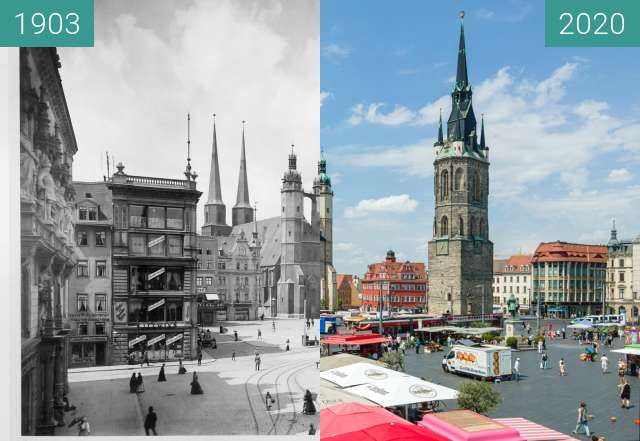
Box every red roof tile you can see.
[532,241,607,264]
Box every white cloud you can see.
[320,90,333,107]
[533,63,577,107]
[347,102,416,126]
[344,194,418,218]
[607,168,633,183]
[560,167,589,193]
[339,139,433,177]
[59,0,319,229]
[323,43,350,62]
[334,242,354,251]
[575,99,610,120]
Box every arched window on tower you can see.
[458,216,464,236]
[454,168,464,191]
[441,170,449,200]
[440,216,449,237]
[473,172,481,201]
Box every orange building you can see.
[335,274,361,309]
[361,250,427,312]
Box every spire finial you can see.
[253,201,258,236]
[185,113,193,180]
[436,108,444,145]
[291,143,295,154]
[480,113,486,150]
[460,10,465,20]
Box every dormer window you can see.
[78,206,97,221]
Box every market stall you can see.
[321,334,387,358]
[612,345,640,377]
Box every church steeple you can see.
[207,114,223,204]
[447,11,477,146]
[436,108,444,145]
[232,121,254,226]
[202,114,229,236]
[479,113,486,150]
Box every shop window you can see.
[129,233,147,256]
[114,231,128,247]
[95,231,106,246]
[148,206,165,229]
[130,267,183,292]
[77,294,88,312]
[96,261,107,278]
[166,207,184,229]
[95,322,105,335]
[167,302,183,321]
[95,294,106,312]
[77,261,89,277]
[77,231,88,246]
[167,235,182,256]
[77,323,88,335]
[167,270,182,290]
[129,205,147,228]
[148,234,166,256]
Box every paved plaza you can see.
[58,318,319,436]
[406,320,639,441]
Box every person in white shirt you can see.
[601,354,609,374]
[513,358,521,382]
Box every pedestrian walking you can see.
[559,358,566,376]
[272,320,276,332]
[144,351,150,367]
[190,372,204,395]
[601,354,609,374]
[308,424,316,435]
[234,330,238,341]
[178,359,187,375]
[255,351,261,371]
[157,364,166,382]
[513,357,521,382]
[232,350,236,361]
[415,341,421,354]
[285,338,290,351]
[541,352,549,370]
[311,317,314,326]
[306,319,310,329]
[197,350,202,366]
[618,379,631,409]
[130,372,137,392]
[77,416,91,436]
[562,327,566,339]
[144,406,157,435]
[537,339,543,354]
[303,389,316,415]
[258,329,262,341]
[136,372,145,393]
[572,401,591,437]
[265,391,274,409]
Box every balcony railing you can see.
[112,174,197,190]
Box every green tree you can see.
[505,336,518,349]
[457,380,501,414]
[381,351,404,371]
[320,297,328,310]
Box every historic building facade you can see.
[427,14,493,315]
[606,223,639,321]
[532,242,607,318]
[361,250,428,312]
[108,163,201,364]
[20,48,78,434]
[68,182,113,366]
[492,255,532,315]
[335,274,361,310]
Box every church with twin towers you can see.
[196,118,334,321]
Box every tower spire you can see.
[437,108,444,144]
[456,10,468,89]
[207,114,224,204]
[232,120,253,226]
[480,113,486,149]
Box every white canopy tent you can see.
[320,362,398,388]
[345,375,459,407]
[567,323,591,330]
[612,347,640,356]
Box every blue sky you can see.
[321,0,640,276]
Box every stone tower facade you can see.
[427,13,493,316]
[232,125,254,226]
[314,157,336,309]
[202,116,232,236]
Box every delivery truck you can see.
[442,343,513,381]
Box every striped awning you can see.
[494,418,577,440]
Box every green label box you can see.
[546,0,640,47]
[0,0,93,47]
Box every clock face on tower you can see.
[436,240,449,255]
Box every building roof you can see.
[532,241,607,264]
[493,258,508,273]
[363,259,426,282]
[336,274,353,289]
[72,181,113,220]
[231,216,282,267]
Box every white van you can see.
[442,344,513,381]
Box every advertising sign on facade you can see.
[147,298,166,312]
[147,334,166,346]
[148,235,165,248]
[148,267,165,280]
[166,333,183,345]
[114,302,127,323]
[128,334,147,347]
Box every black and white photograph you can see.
[18,0,323,436]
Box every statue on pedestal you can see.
[507,293,520,319]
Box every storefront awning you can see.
[205,294,220,301]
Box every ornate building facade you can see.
[427,14,493,315]
[606,222,639,321]
[108,163,201,364]
[20,48,78,435]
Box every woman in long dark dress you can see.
[190,372,203,395]
[302,389,316,415]
[178,359,187,375]
[136,372,145,393]
[157,364,167,382]
[129,373,137,393]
